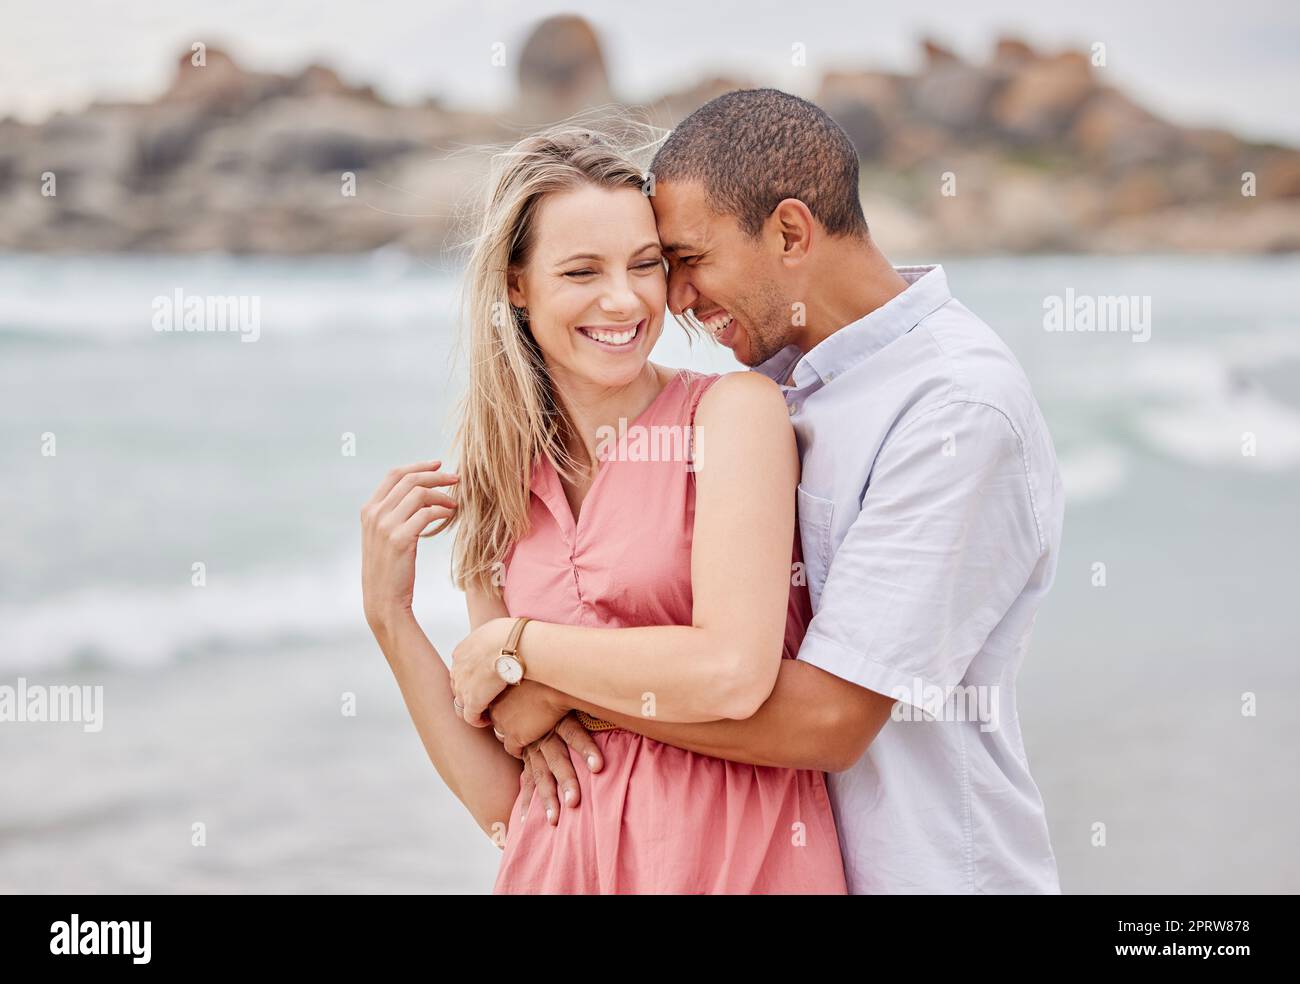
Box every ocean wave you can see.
[1137,387,1300,470]
[0,554,470,676]
[0,253,460,342]
[1050,325,1300,471]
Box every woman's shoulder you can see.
[653,366,777,412]
[644,366,716,421]
[692,369,786,422]
[646,367,787,434]
[685,371,797,487]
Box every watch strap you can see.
[502,616,530,659]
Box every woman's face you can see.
[508,183,666,391]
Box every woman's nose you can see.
[600,273,640,316]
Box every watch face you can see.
[496,655,523,685]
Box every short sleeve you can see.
[797,400,1044,715]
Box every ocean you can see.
[1,252,1297,893]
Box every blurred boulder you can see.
[991,51,1095,141]
[517,15,613,122]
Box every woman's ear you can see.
[506,267,527,308]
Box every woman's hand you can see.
[450,616,515,727]
[489,680,571,754]
[361,459,459,636]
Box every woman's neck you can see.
[552,361,667,474]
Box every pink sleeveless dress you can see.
[494,369,847,894]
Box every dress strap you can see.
[684,370,724,426]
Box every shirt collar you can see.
[753,264,951,389]
[528,451,573,534]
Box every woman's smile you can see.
[575,317,645,352]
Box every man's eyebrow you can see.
[660,242,696,255]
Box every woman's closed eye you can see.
[563,259,663,279]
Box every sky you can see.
[2,0,1298,145]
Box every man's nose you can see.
[666,265,697,316]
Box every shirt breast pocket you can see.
[796,484,836,611]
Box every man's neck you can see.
[792,238,911,354]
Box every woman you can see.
[361,127,845,893]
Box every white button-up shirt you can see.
[754,265,1063,894]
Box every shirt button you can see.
[787,402,798,416]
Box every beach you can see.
[2,252,1298,893]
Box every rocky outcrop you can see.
[517,14,612,121]
[0,44,505,253]
[813,36,1300,252]
[0,18,1296,255]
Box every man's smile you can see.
[693,308,738,347]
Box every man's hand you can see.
[490,683,607,826]
[516,715,605,826]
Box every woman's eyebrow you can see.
[555,242,662,265]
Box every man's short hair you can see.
[651,88,868,239]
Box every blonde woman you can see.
[361,128,845,893]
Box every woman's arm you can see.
[362,460,522,842]
[454,373,799,724]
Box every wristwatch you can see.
[495,617,530,685]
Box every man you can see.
[488,89,1063,894]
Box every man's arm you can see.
[572,659,894,771]
[496,659,893,772]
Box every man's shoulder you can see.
[904,297,1045,439]
[911,297,1064,537]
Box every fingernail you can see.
[587,754,599,770]
[546,808,555,823]
[564,788,575,805]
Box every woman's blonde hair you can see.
[437,124,655,593]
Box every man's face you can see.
[651,179,794,367]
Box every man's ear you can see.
[771,198,815,265]
[506,267,526,308]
